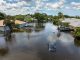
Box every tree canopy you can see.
[34,13,48,23]
[0,12,5,20]
[14,15,25,21]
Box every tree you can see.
[0,12,5,20]
[15,15,25,21]
[6,15,15,20]
[58,12,64,20]
[64,15,70,18]
[75,16,80,19]
[24,15,33,22]
[34,13,46,23]
[53,16,61,25]
[74,27,80,37]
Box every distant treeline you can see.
[0,12,80,24]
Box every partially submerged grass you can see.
[73,27,80,37]
[13,28,32,33]
[74,39,80,47]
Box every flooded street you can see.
[0,23,80,60]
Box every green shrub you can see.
[61,22,69,27]
[74,27,80,37]
[15,24,20,28]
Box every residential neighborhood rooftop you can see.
[15,20,26,24]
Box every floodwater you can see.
[0,22,80,60]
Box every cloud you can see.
[71,2,80,10]
[46,0,65,9]
[0,0,74,15]
[0,0,66,15]
[19,0,32,2]
[0,0,6,6]
[34,1,44,12]
[33,0,66,12]
[65,6,71,9]
[4,0,32,3]
[0,0,32,15]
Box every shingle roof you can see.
[15,20,26,24]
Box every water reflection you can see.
[46,23,58,55]
[57,31,61,38]
[24,23,45,33]
[0,47,8,56]
[0,22,79,60]
[0,33,16,56]
[34,23,45,32]
[74,39,80,47]
[0,37,9,56]
[27,33,30,40]
[23,23,45,40]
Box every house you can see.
[0,20,4,31]
[15,20,26,24]
[0,20,26,31]
[15,20,26,28]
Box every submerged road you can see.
[0,23,80,60]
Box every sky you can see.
[0,0,80,16]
